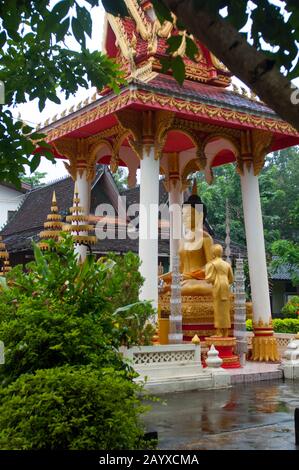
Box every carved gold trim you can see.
[210,53,230,73]
[252,129,273,175]
[53,123,131,179]
[45,89,298,153]
[253,318,273,329]
[237,129,273,175]
[125,0,156,53]
[54,138,105,182]
[116,109,175,160]
[106,14,136,66]
[132,90,297,134]
[251,336,279,362]
[205,336,237,347]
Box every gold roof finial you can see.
[191,178,197,195]
[0,236,9,261]
[39,191,63,250]
[63,185,97,248]
[0,236,11,276]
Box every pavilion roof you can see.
[38,1,299,154]
[42,73,299,157]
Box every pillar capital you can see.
[53,137,98,182]
[116,109,175,161]
[237,129,273,176]
[163,152,183,192]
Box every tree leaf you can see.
[76,5,92,39]
[30,154,41,173]
[22,125,34,135]
[167,35,183,54]
[151,0,172,23]
[51,0,71,20]
[0,31,6,48]
[186,37,198,61]
[101,0,129,17]
[56,18,70,43]
[47,92,61,105]
[172,56,185,85]
[72,16,86,48]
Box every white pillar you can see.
[75,170,91,261]
[76,170,90,215]
[240,164,278,361]
[240,164,270,321]
[139,146,159,311]
[169,180,182,271]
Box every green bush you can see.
[246,318,299,334]
[0,366,148,450]
[0,296,124,384]
[0,237,156,449]
[0,237,155,383]
[281,296,299,319]
[272,318,299,334]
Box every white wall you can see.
[0,185,25,229]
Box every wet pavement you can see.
[144,380,299,450]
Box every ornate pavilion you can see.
[36,0,299,361]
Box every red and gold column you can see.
[252,319,279,362]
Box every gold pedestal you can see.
[159,293,253,341]
[252,320,279,362]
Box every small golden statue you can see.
[205,244,234,337]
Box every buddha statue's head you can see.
[182,194,207,232]
[212,244,223,258]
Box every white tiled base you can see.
[281,363,299,380]
[228,362,283,384]
[136,363,231,394]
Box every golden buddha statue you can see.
[205,244,234,337]
[160,194,214,296]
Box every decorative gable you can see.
[103,0,231,87]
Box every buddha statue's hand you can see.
[159,272,172,284]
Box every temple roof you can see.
[43,73,299,157]
[31,0,299,189]
[141,75,274,118]
[1,166,106,238]
[270,261,299,282]
[103,0,231,88]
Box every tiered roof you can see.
[0,236,11,276]
[39,191,64,250]
[64,185,97,246]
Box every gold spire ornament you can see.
[39,191,64,250]
[63,185,97,246]
[0,236,11,276]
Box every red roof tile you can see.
[141,74,275,117]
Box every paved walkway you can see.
[144,380,299,450]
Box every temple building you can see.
[11,1,299,360]
[1,165,245,267]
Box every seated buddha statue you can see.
[160,194,214,296]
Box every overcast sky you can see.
[13,1,299,183]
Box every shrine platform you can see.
[228,361,282,384]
